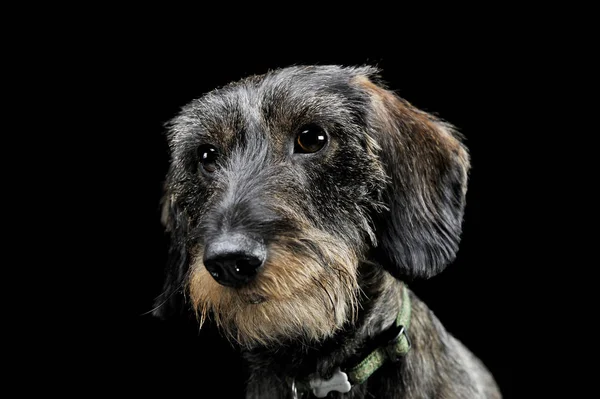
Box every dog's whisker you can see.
[141,279,186,316]
[311,276,337,324]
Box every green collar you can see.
[294,286,412,398]
[346,284,412,385]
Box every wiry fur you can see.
[188,229,360,347]
[153,65,500,398]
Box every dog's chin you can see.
[187,239,361,348]
[188,269,348,347]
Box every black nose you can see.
[203,234,266,287]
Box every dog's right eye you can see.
[294,124,328,154]
[197,145,218,173]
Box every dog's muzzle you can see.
[203,233,266,287]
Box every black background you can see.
[69,37,516,398]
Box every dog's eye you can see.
[295,125,327,154]
[198,145,218,173]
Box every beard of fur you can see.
[188,232,360,349]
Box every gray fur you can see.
[155,65,501,398]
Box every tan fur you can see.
[188,229,360,348]
[355,74,470,199]
[356,75,466,152]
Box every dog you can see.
[153,65,501,398]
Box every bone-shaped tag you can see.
[309,367,352,398]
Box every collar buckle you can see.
[384,324,411,363]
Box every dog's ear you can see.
[152,183,190,319]
[356,73,470,279]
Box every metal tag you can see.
[309,367,352,398]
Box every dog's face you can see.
[156,66,469,348]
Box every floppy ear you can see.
[357,73,470,279]
[152,180,190,319]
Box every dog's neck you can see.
[243,265,404,397]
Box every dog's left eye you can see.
[197,145,218,173]
[294,124,328,154]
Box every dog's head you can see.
[154,66,469,348]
